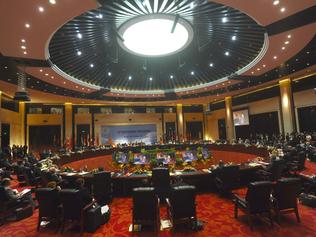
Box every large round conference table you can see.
[55,144,269,196]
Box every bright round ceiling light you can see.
[118,14,193,57]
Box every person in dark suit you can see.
[47,167,62,183]
[74,178,93,206]
[1,178,36,209]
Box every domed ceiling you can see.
[48,0,266,94]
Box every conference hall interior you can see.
[1,0,316,236]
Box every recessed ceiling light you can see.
[45,73,49,76]
[284,41,289,44]
[128,75,132,80]
[21,45,26,49]
[90,63,94,68]
[149,77,153,81]
[280,7,285,12]
[25,23,30,28]
[23,51,27,55]
[273,0,279,5]
[75,86,78,88]
[63,81,66,84]
[273,56,277,59]
[51,76,54,79]
[257,68,260,71]
[190,71,195,75]
[77,51,82,56]
[287,34,291,38]
[77,33,82,39]
[108,72,112,76]
[225,51,230,56]
[262,64,266,68]
[170,75,174,79]
[231,35,237,41]
[209,63,214,67]
[4,66,8,69]
[282,46,286,50]
[49,0,56,4]
[38,6,44,12]
[21,39,26,43]
[222,17,228,23]
[96,14,103,19]
[251,71,254,74]
[40,69,43,72]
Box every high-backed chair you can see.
[93,171,112,205]
[256,159,285,181]
[167,185,197,229]
[132,187,160,233]
[59,189,95,234]
[214,165,240,195]
[233,181,273,229]
[288,151,306,172]
[272,178,301,222]
[152,167,171,201]
[35,188,61,231]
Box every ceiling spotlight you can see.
[251,71,254,74]
[45,73,49,76]
[284,41,289,44]
[25,23,30,28]
[108,72,112,76]
[273,56,277,59]
[282,46,286,50]
[128,76,132,80]
[222,17,228,23]
[21,39,26,43]
[273,0,279,5]
[51,76,54,79]
[209,63,214,67]
[149,77,153,81]
[49,0,56,4]
[287,34,291,38]
[96,14,103,19]
[89,64,94,68]
[40,69,43,72]
[231,35,237,41]
[23,51,27,55]
[77,33,82,39]
[21,45,26,49]
[225,51,230,56]
[77,51,82,56]
[170,75,174,79]
[257,68,260,71]
[38,6,44,12]
[263,64,266,68]
[280,7,286,12]
[190,71,195,75]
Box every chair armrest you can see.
[232,193,246,204]
[83,200,97,212]
[166,198,171,207]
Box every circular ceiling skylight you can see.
[118,14,194,57]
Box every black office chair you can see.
[272,178,301,223]
[35,188,61,231]
[151,167,171,201]
[167,185,197,229]
[93,171,112,205]
[214,165,240,195]
[256,159,285,181]
[59,189,95,234]
[288,151,306,172]
[132,187,160,233]
[233,181,273,229]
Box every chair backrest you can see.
[273,178,301,210]
[169,185,196,219]
[132,187,158,221]
[298,152,306,170]
[216,165,240,184]
[0,186,8,202]
[60,189,83,221]
[152,168,170,190]
[246,181,273,214]
[270,159,285,181]
[93,171,112,204]
[36,188,60,218]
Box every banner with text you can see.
[101,124,157,145]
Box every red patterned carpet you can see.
[1,192,316,237]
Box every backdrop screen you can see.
[233,109,250,126]
[101,124,157,144]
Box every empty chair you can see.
[167,185,197,229]
[35,188,61,231]
[59,189,95,234]
[132,187,160,233]
[93,171,112,205]
[256,159,285,181]
[233,181,273,229]
[152,167,171,201]
[272,178,301,222]
[214,165,240,195]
